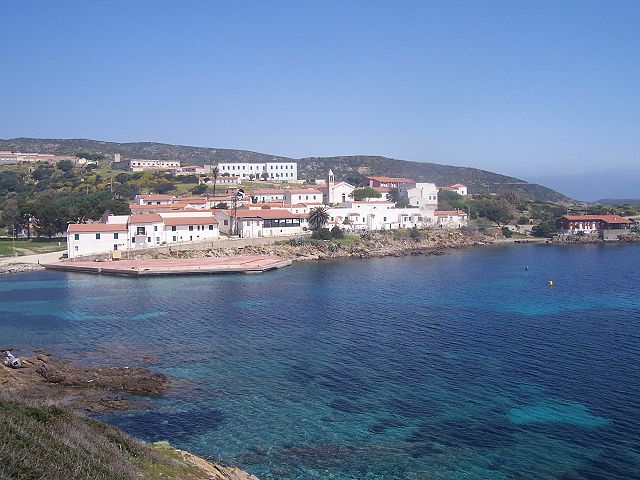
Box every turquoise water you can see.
[1,244,639,479]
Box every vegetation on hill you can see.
[0,138,570,202]
[0,392,254,480]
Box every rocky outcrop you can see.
[1,352,168,412]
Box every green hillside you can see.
[0,138,570,202]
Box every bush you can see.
[331,225,344,239]
[531,220,556,237]
[360,230,373,240]
[311,228,332,240]
[517,216,529,225]
[501,226,513,238]
[192,184,207,194]
[409,226,422,241]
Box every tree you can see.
[214,202,228,209]
[387,188,400,203]
[409,226,422,242]
[33,196,69,238]
[0,171,23,193]
[260,172,269,181]
[211,165,219,196]
[308,206,329,230]
[249,174,255,181]
[1,199,20,234]
[532,220,556,237]
[476,198,515,227]
[501,190,526,209]
[57,160,74,172]
[351,187,382,201]
[192,184,207,195]
[32,164,55,182]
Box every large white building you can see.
[214,209,307,238]
[399,182,438,211]
[216,161,298,181]
[66,212,219,259]
[129,159,181,172]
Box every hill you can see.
[594,199,640,206]
[0,392,256,480]
[0,138,570,203]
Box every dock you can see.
[43,255,292,276]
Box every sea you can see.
[1,244,639,479]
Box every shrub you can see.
[501,226,513,238]
[311,228,332,240]
[409,226,422,241]
[360,230,373,241]
[331,225,344,239]
[517,216,529,225]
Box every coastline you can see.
[0,351,258,479]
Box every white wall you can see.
[67,230,127,258]
[218,162,298,181]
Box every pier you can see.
[43,255,292,276]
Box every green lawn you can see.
[0,238,67,257]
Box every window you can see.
[154,226,158,231]
[74,246,78,251]
[74,233,79,240]
[95,233,101,239]
[173,236,177,242]
[147,237,151,243]
[136,226,145,235]
[171,226,176,231]
[114,233,119,239]
[224,220,229,225]
[132,237,136,243]
[209,225,214,230]
[189,225,194,231]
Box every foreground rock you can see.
[0,352,168,412]
[0,392,258,480]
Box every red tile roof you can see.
[129,214,163,223]
[163,216,218,226]
[435,210,468,216]
[559,215,631,224]
[138,194,174,200]
[67,223,128,233]
[367,176,415,183]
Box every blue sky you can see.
[1,0,638,200]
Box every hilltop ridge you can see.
[0,137,570,203]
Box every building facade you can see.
[129,159,181,171]
[216,161,298,181]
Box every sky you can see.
[1,0,638,201]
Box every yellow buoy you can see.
[548,280,553,287]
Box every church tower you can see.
[328,168,335,204]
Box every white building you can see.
[129,159,181,172]
[249,189,286,203]
[214,209,306,238]
[326,201,436,231]
[440,183,468,196]
[317,169,355,205]
[134,194,175,206]
[284,189,323,205]
[399,183,438,211]
[66,212,219,259]
[216,161,298,181]
[435,210,469,229]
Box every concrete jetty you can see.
[43,255,292,276]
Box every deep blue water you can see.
[2,244,640,479]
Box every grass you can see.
[0,393,225,480]
[0,238,67,257]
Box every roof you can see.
[163,216,218,226]
[129,214,163,224]
[68,223,128,233]
[287,189,323,195]
[559,215,631,224]
[448,183,466,188]
[367,176,415,183]
[352,201,394,204]
[249,189,286,195]
[435,210,468,216]
[138,194,174,200]
[234,210,301,220]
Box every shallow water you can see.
[2,244,639,479]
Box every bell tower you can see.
[328,168,335,204]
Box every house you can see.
[134,194,175,206]
[249,189,286,203]
[439,183,468,196]
[435,210,469,229]
[217,161,298,181]
[366,176,416,189]
[555,215,631,239]
[175,165,207,176]
[67,223,129,258]
[214,209,306,238]
[399,183,438,211]
[327,202,435,231]
[66,212,219,259]
[213,176,241,185]
[284,189,323,205]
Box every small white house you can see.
[284,189,323,205]
[399,183,438,210]
[215,210,305,238]
[134,194,175,206]
[440,183,468,196]
[435,210,469,229]
[67,223,129,258]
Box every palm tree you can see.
[211,165,219,196]
[308,206,330,230]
